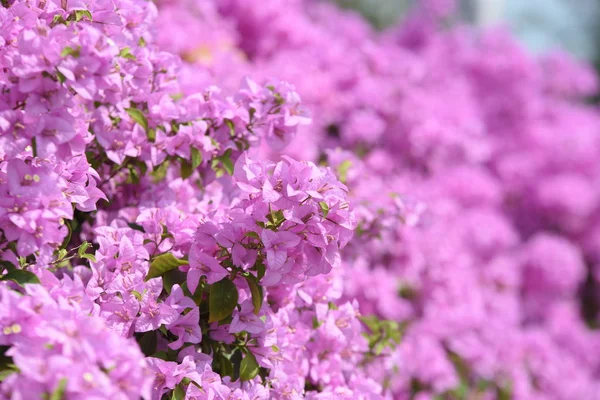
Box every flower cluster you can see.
[2,0,600,399]
[0,281,151,399]
[186,154,354,290]
[0,0,371,399]
[0,0,308,264]
[151,0,600,398]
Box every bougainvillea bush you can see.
[1,0,600,399]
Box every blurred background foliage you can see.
[335,0,600,63]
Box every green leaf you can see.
[162,268,186,295]
[191,148,203,169]
[136,331,157,357]
[0,270,40,286]
[497,383,512,400]
[31,137,37,157]
[398,284,417,300]
[180,159,194,179]
[267,209,285,228]
[51,14,65,26]
[74,10,93,22]
[118,47,136,60]
[150,351,169,361]
[318,201,330,218]
[209,278,239,323]
[244,274,263,315]
[127,222,146,233]
[131,290,143,301]
[55,69,66,84]
[224,119,236,137]
[171,385,186,400]
[211,149,234,177]
[57,248,68,261]
[127,163,141,184]
[151,161,169,183]
[221,150,234,175]
[145,253,189,281]
[360,315,380,332]
[125,107,149,132]
[60,220,73,250]
[49,377,67,400]
[77,241,90,258]
[273,92,285,106]
[147,128,156,142]
[239,351,259,381]
[161,224,173,240]
[449,382,469,399]
[81,253,96,263]
[312,316,322,329]
[61,46,80,58]
[244,231,260,240]
[256,261,266,281]
[0,368,16,382]
[0,261,16,273]
[337,160,352,184]
[217,352,235,379]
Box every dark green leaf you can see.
[136,331,157,357]
[244,231,260,240]
[30,137,37,157]
[209,278,238,323]
[191,148,203,169]
[256,261,266,281]
[0,270,40,286]
[212,149,235,177]
[312,316,322,329]
[55,69,66,84]
[150,351,169,361]
[217,352,234,379]
[171,385,186,400]
[0,261,16,273]
[127,222,146,233]
[60,221,73,250]
[239,351,259,381]
[180,159,193,179]
[0,368,16,382]
[267,209,285,228]
[147,128,156,142]
[244,274,263,315]
[162,268,186,295]
[497,383,512,400]
[221,150,234,175]
[145,253,189,281]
